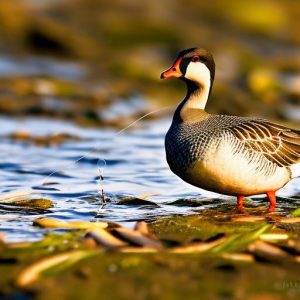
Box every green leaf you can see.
[291,208,300,217]
[210,224,272,253]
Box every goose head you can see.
[160,48,215,92]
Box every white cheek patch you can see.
[185,62,211,90]
[179,62,212,112]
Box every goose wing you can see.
[229,119,300,167]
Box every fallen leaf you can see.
[248,240,291,262]
[279,217,300,223]
[120,247,158,253]
[260,233,289,242]
[16,250,97,287]
[113,227,162,249]
[232,216,266,222]
[134,221,150,235]
[85,228,128,249]
[171,236,227,253]
[222,253,255,262]
[33,218,108,229]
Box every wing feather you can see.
[229,119,300,167]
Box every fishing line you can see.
[97,158,107,208]
[39,106,173,187]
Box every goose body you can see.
[161,48,300,212]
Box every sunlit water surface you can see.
[0,117,299,242]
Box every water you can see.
[0,55,86,79]
[0,117,299,242]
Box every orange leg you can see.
[266,191,276,213]
[237,195,244,211]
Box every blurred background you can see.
[0,0,299,127]
[1,2,300,298]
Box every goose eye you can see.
[192,56,200,62]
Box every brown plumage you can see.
[229,119,300,167]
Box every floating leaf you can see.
[33,218,108,229]
[9,199,53,208]
[0,190,53,208]
[16,250,97,287]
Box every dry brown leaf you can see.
[120,247,158,253]
[248,240,290,262]
[260,233,289,242]
[232,216,266,222]
[85,228,128,249]
[171,236,227,254]
[279,217,300,223]
[16,250,95,287]
[134,221,150,235]
[222,253,255,262]
[33,218,108,229]
[113,227,162,249]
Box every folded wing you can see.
[229,120,300,167]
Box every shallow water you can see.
[0,117,299,242]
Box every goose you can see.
[161,47,300,212]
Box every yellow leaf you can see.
[33,218,108,229]
[16,250,96,287]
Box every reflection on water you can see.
[0,117,299,242]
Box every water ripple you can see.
[0,117,299,242]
